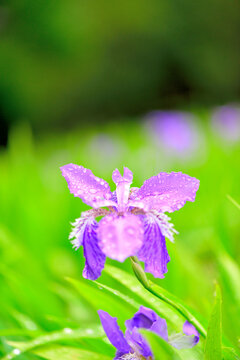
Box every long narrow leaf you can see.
[204,284,222,360]
[33,344,112,360]
[105,264,207,336]
[3,326,104,360]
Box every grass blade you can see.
[204,284,222,360]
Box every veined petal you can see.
[69,215,105,280]
[149,210,178,243]
[125,306,158,331]
[69,216,88,250]
[137,214,170,278]
[98,310,131,354]
[150,317,168,342]
[82,219,106,280]
[112,167,133,212]
[125,328,153,358]
[126,306,168,342]
[112,167,133,185]
[98,214,144,262]
[169,321,200,349]
[60,164,112,206]
[131,172,200,213]
[183,321,200,346]
[114,351,130,359]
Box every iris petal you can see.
[138,214,170,278]
[98,214,144,262]
[60,164,112,206]
[112,167,133,211]
[131,172,199,213]
[169,321,200,349]
[126,306,169,342]
[125,328,153,358]
[69,216,105,280]
[125,306,158,331]
[98,310,131,354]
[82,219,106,280]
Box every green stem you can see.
[130,256,207,338]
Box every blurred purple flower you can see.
[211,105,240,143]
[98,306,200,359]
[61,165,199,280]
[145,111,201,156]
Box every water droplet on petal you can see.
[89,188,97,194]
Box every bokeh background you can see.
[0,1,240,359]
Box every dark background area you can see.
[0,0,240,141]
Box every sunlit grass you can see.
[0,115,239,359]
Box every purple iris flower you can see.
[211,105,240,143]
[145,111,201,157]
[98,306,200,359]
[61,165,199,280]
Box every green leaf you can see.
[227,195,240,210]
[3,326,104,360]
[218,252,240,305]
[222,347,240,360]
[140,329,182,360]
[105,264,207,337]
[130,257,207,337]
[204,284,222,360]
[32,344,112,360]
[66,277,136,320]
[93,281,141,309]
[149,281,206,336]
[0,328,42,337]
[141,327,204,360]
[104,264,183,327]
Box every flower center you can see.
[120,354,152,360]
[112,168,133,212]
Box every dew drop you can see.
[89,188,97,194]
[13,349,21,355]
[126,228,134,235]
[64,328,73,334]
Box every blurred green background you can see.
[1,0,240,134]
[0,1,240,359]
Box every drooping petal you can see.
[125,328,153,358]
[125,306,168,342]
[82,219,106,280]
[169,321,200,349]
[183,321,200,346]
[150,317,169,342]
[98,310,131,354]
[131,172,200,213]
[69,215,105,280]
[137,214,170,278]
[98,214,144,262]
[125,306,158,331]
[112,167,133,212]
[60,164,112,206]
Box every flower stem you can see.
[130,256,207,338]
